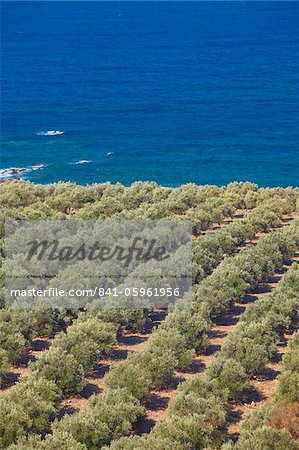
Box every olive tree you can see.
[30,348,85,393]
[206,357,249,400]
[52,388,145,449]
[0,348,9,385]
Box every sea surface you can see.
[1,1,299,187]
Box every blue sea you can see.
[1,1,299,187]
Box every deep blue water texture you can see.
[1,1,299,187]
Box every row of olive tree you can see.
[2,180,295,233]
[193,220,299,318]
[30,317,117,393]
[221,332,299,450]
[192,196,295,283]
[2,179,297,219]
[0,308,65,386]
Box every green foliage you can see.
[168,390,227,428]
[0,375,60,447]
[0,399,30,448]
[6,435,43,450]
[221,322,278,374]
[206,357,249,400]
[152,412,226,450]
[268,325,299,403]
[276,369,299,403]
[233,426,298,450]
[281,346,299,373]
[178,375,229,402]
[30,347,85,393]
[0,322,27,362]
[147,328,195,369]
[162,309,210,351]
[0,181,298,449]
[70,318,117,355]
[105,435,185,450]
[0,348,9,384]
[104,356,153,400]
[0,308,60,364]
[7,375,60,432]
[240,404,273,434]
[7,432,88,450]
[51,318,117,373]
[52,330,99,372]
[52,388,145,449]
[40,432,88,450]
[89,308,150,333]
[105,326,196,399]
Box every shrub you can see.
[0,348,9,384]
[6,435,43,450]
[147,328,195,369]
[276,371,299,403]
[168,391,227,435]
[0,375,59,446]
[52,330,99,372]
[276,337,299,403]
[8,432,88,450]
[30,348,85,393]
[105,328,195,397]
[136,348,177,387]
[7,375,60,433]
[220,321,278,375]
[0,322,27,362]
[206,357,249,400]
[53,409,110,450]
[70,318,117,355]
[178,375,229,402]
[40,431,88,450]
[104,357,152,400]
[234,426,297,450]
[281,346,299,373]
[0,399,30,448]
[240,404,273,433]
[91,308,149,333]
[53,388,145,449]
[221,337,269,374]
[152,413,226,450]
[162,310,210,351]
[105,435,186,450]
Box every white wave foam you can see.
[36,130,64,136]
[71,160,92,165]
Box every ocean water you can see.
[1,1,299,187]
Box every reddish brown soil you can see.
[0,336,52,395]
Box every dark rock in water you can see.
[11,168,27,175]
[0,165,45,179]
[0,167,27,177]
